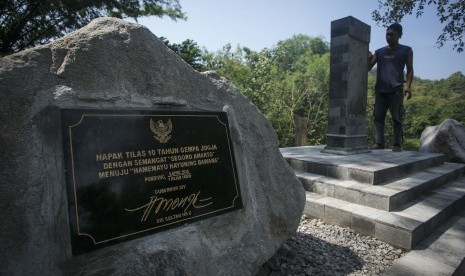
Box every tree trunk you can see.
[294,116,308,146]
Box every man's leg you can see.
[374,93,388,146]
[389,90,404,147]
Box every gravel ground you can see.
[260,215,406,276]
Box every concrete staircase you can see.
[281,146,465,252]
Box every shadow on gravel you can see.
[259,232,364,276]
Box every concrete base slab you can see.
[281,145,446,185]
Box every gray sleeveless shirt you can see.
[374,44,411,93]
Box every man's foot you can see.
[392,144,402,152]
[372,143,385,149]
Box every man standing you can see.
[369,23,414,151]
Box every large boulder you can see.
[419,119,465,163]
[0,18,305,275]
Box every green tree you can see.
[367,71,377,147]
[261,36,330,146]
[372,0,465,52]
[268,52,330,146]
[0,0,185,56]
[160,38,205,71]
[273,34,328,72]
[202,35,330,147]
[443,71,465,93]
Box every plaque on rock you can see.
[61,109,243,255]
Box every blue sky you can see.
[132,0,464,80]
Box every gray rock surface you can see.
[0,17,305,275]
[420,119,465,163]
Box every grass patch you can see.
[404,137,420,151]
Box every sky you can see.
[131,0,465,80]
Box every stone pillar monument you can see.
[323,16,371,155]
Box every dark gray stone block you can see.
[331,16,371,43]
[325,16,370,154]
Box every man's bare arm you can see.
[405,48,414,99]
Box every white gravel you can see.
[260,215,406,276]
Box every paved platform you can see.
[281,145,446,185]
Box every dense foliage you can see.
[185,35,465,149]
[201,35,330,146]
[160,37,205,71]
[372,0,465,52]
[0,0,185,56]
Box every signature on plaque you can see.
[124,190,213,222]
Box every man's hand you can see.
[404,89,412,100]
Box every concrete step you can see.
[381,209,465,276]
[281,146,446,185]
[297,162,465,211]
[303,177,465,249]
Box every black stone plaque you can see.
[61,109,243,255]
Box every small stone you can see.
[271,217,405,275]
